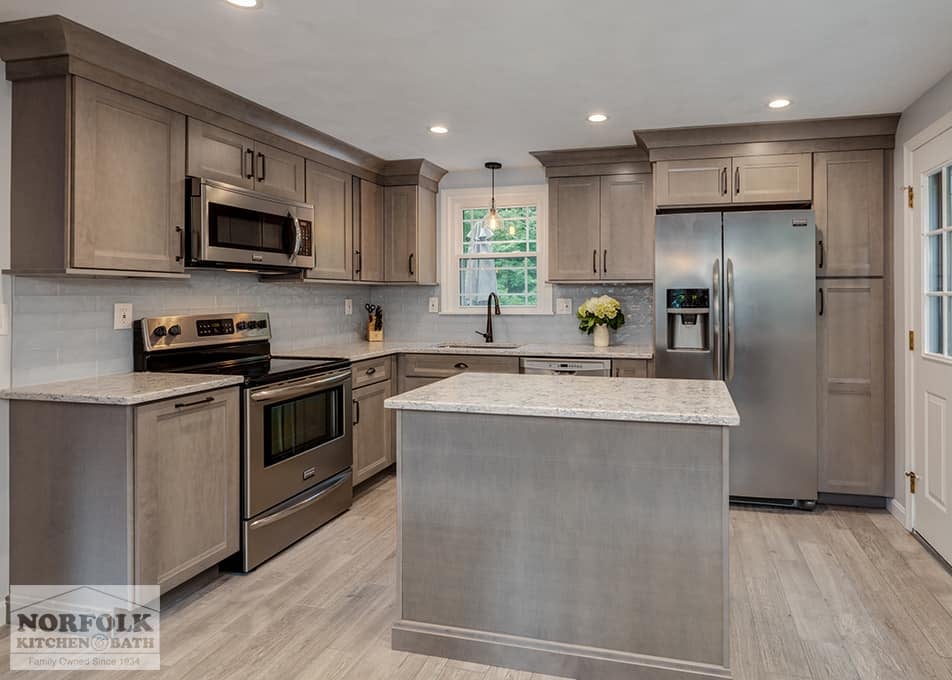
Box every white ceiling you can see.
[1,1,952,171]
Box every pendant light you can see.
[484,162,503,231]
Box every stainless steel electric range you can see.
[134,312,353,571]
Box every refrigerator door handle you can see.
[712,258,722,379]
[726,258,736,382]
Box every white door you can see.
[912,127,952,563]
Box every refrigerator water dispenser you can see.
[666,288,709,351]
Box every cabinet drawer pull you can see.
[408,253,415,276]
[353,398,360,425]
[454,362,469,370]
[245,148,254,179]
[175,225,184,262]
[365,367,376,375]
[174,396,214,409]
[257,152,266,182]
[734,166,740,195]
[817,288,824,316]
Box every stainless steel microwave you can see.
[187,176,315,272]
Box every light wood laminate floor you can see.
[2,473,952,679]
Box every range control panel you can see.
[138,312,271,351]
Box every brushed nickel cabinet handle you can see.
[603,249,607,274]
[353,398,360,425]
[817,239,825,269]
[817,288,824,316]
[734,167,740,195]
[175,226,184,262]
[408,253,415,276]
[593,250,597,274]
[721,167,728,195]
[257,152,266,182]
[454,362,469,370]
[354,250,361,274]
[245,148,254,179]
[174,396,214,409]
[365,367,376,375]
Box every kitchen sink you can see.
[437,342,522,350]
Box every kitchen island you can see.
[386,373,739,680]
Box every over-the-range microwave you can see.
[187,176,315,272]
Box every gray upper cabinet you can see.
[306,161,354,280]
[654,158,731,207]
[72,78,187,274]
[549,174,653,282]
[817,279,885,496]
[549,176,601,281]
[385,185,437,284]
[186,119,305,202]
[186,119,254,190]
[600,174,654,281]
[356,179,386,281]
[732,153,812,204]
[813,150,884,278]
[654,154,812,207]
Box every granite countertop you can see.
[279,340,654,362]
[0,372,245,405]
[385,373,739,426]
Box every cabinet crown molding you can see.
[530,146,650,178]
[0,14,443,184]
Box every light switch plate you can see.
[113,303,133,330]
[344,299,353,316]
[556,298,572,315]
[428,297,440,313]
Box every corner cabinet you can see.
[813,150,885,277]
[11,76,187,275]
[816,279,885,496]
[385,185,438,284]
[549,174,654,282]
[655,154,812,208]
[10,387,241,592]
[306,161,354,280]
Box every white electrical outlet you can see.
[556,298,572,315]
[113,303,133,330]
[344,299,353,316]
[428,297,440,313]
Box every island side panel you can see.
[395,410,729,669]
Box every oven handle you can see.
[288,212,303,265]
[247,470,351,530]
[249,369,351,402]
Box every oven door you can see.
[189,177,315,270]
[245,369,352,517]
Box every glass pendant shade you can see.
[486,208,502,231]
[484,161,503,232]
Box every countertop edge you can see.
[0,375,245,406]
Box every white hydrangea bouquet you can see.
[577,295,625,347]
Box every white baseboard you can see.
[887,498,907,527]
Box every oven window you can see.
[264,386,343,466]
[208,202,291,253]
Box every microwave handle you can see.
[288,212,303,265]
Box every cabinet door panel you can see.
[72,78,186,273]
[134,388,240,592]
[357,179,385,281]
[254,141,305,202]
[732,153,812,204]
[548,176,601,280]
[654,158,731,207]
[814,150,884,277]
[385,185,418,283]
[600,174,654,281]
[186,119,254,190]
[306,161,354,280]
[612,359,649,378]
[353,381,393,484]
[817,279,885,495]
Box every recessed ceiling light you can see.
[226,0,261,8]
[587,113,608,123]
[768,98,791,110]
[429,125,449,134]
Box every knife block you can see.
[367,320,383,343]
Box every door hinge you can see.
[906,471,918,494]
[909,330,915,351]
[905,186,915,209]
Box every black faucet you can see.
[475,292,501,343]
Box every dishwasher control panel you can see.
[519,358,612,377]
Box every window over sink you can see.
[439,185,553,314]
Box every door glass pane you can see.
[928,171,942,231]
[264,386,343,466]
[928,234,944,292]
[927,295,944,354]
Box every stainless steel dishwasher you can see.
[519,358,612,376]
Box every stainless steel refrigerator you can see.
[654,211,817,507]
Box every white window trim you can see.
[438,184,553,315]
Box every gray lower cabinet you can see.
[816,279,885,496]
[385,185,438,284]
[10,387,240,592]
[306,161,354,280]
[352,379,394,485]
[814,149,885,277]
[611,359,654,378]
[11,75,187,275]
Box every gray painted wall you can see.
[892,68,952,507]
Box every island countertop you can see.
[385,373,739,426]
[0,372,244,405]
